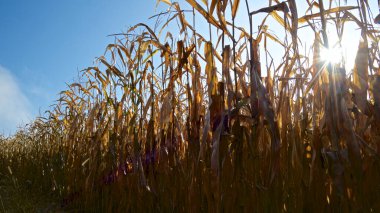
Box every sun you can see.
[320,45,343,65]
[317,29,362,70]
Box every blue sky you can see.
[0,0,377,135]
[0,0,165,135]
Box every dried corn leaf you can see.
[298,6,358,23]
[270,11,290,31]
[250,2,288,16]
[156,0,172,6]
[186,0,221,29]
[353,40,369,114]
[231,0,240,19]
[210,0,218,15]
[205,42,218,96]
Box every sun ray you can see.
[320,45,343,65]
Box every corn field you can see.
[1,0,380,212]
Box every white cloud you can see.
[0,65,32,136]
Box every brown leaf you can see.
[231,0,240,19]
[298,6,358,23]
[186,0,221,29]
[250,2,289,16]
[204,42,218,96]
[156,0,171,6]
[210,0,218,15]
[353,39,369,114]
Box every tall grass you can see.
[1,0,380,211]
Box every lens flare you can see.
[320,45,343,64]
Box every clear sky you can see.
[0,0,378,135]
[0,0,165,135]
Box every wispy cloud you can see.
[0,65,32,136]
